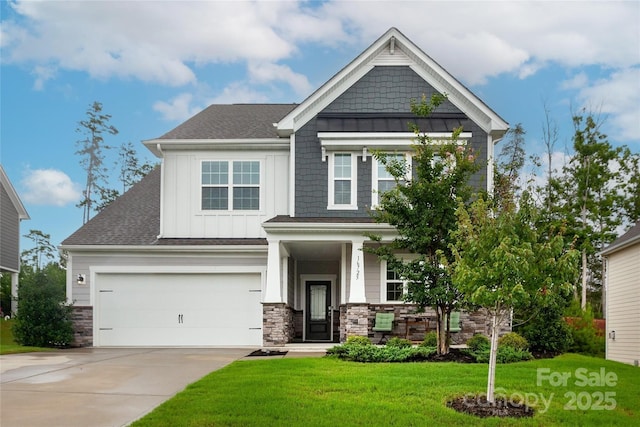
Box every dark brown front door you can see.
[306,281,331,341]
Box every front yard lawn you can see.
[132,353,639,426]
[0,319,53,355]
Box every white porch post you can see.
[264,239,283,303]
[348,238,366,303]
[10,272,18,314]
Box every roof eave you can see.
[142,138,290,157]
[61,244,268,254]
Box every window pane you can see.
[378,180,397,194]
[334,180,351,205]
[202,161,228,185]
[378,154,405,179]
[334,154,351,178]
[387,282,403,301]
[202,187,228,210]
[309,285,327,321]
[233,161,260,185]
[233,187,259,210]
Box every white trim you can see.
[340,243,347,305]
[486,133,494,194]
[276,28,508,138]
[289,133,296,217]
[89,265,267,308]
[66,255,73,305]
[143,138,289,157]
[158,158,165,238]
[379,259,408,303]
[327,152,358,210]
[61,245,268,254]
[200,159,263,212]
[0,165,30,220]
[300,274,337,342]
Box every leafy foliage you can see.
[565,301,605,358]
[516,302,573,355]
[421,331,438,347]
[466,334,490,352]
[12,265,73,347]
[326,338,436,362]
[367,94,480,355]
[497,332,529,351]
[465,346,534,364]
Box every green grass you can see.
[132,354,639,426]
[0,319,54,355]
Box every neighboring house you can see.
[61,28,509,347]
[602,220,640,366]
[0,165,30,315]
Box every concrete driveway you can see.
[0,347,251,427]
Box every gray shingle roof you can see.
[602,220,640,255]
[61,167,161,246]
[158,104,297,140]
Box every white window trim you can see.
[380,259,408,303]
[371,153,412,208]
[200,160,263,212]
[327,152,358,210]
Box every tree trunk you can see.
[439,311,449,355]
[581,249,588,309]
[486,310,500,403]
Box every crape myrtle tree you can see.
[367,93,480,355]
[450,193,578,403]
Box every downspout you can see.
[157,143,165,239]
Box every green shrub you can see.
[326,341,436,362]
[420,331,438,347]
[12,270,73,347]
[516,303,573,355]
[345,335,372,346]
[498,332,529,351]
[464,346,534,364]
[386,337,412,348]
[565,302,605,358]
[466,333,490,352]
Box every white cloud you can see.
[573,68,640,142]
[561,72,589,91]
[248,61,312,96]
[21,169,81,207]
[153,93,202,122]
[208,82,269,105]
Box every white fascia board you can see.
[143,138,289,157]
[319,132,471,152]
[262,221,397,242]
[601,235,640,256]
[61,245,268,255]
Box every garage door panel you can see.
[96,273,262,346]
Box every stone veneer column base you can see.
[263,303,294,347]
[71,306,93,347]
[343,303,369,340]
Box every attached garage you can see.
[94,272,263,347]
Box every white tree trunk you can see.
[486,311,500,403]
[581,249,588,309]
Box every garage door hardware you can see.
[178,314,184,324]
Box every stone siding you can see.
[71,306,93,347]
[343,303,370,339]
[263,303,294,347]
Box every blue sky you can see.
[1,1,639,253]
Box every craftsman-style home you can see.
[62,28,509,347]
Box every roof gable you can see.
[276,27,508,139]
[0,165,29,220]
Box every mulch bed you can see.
[247,349,288,357]
[426,347,476,363]
[447,395,535,418]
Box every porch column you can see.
[264,239,283,303]
[10,272,18,314]
[348,237,366,303]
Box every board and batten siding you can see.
[161,150,289,239]
[606,244,640,366]
[69,252,267,306]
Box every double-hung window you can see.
[328,153,357,209]
[383,261,406,303]
[201,160,260,211]
[372,153,408,207]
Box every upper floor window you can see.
[328,153,357,210]
[372,153,409,207]
[201,160,260,211]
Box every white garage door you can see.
[95,273,263,346]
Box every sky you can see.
[1,0,639,254]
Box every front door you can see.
[305,281,331,341]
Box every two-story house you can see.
[61,28,509,347]
[1,165,30,316]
